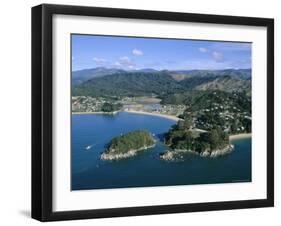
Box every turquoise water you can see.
[71,112,251,190]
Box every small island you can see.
[101,130,156,160]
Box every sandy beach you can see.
[72,110,180,121]
[124,109,181,121]
[229,133,252,140]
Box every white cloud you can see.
[120,56,129,60]
[119,56,131,65]
[212,51,224,62]
[132,48,143,56]
[114,56,135,69]
[128,65,135,69]
[114,61,121,66]
[199,47,208,53]
[93,57,107,66]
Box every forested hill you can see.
[72,72,184,97]
[191,76,251,94]
[170,69,251,81]
[72,67,126,85]
[72,68,251,97]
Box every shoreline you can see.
[123,109,180,122]
[72,111,251,140]
[72,110,120,115]
[229,133,252,140]
[72,109,181,122]
[160,144,234,161]
[101,144,156,161]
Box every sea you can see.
[71,112,251,190]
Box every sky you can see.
[72,34,251,71]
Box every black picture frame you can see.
[32,3,274,222]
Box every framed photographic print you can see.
[32,4,274,221]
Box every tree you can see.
[209,129,220,150]
[230,120,239,134]
[101,103,114,112]
[101,102,122,112]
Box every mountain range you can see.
[72,67,251,84]
[72,67,251,97]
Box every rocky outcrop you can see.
[160,144,234,161]
[101,144,155,161]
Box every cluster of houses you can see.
[194,105,251,133]
[72,95,186,116]
[72,96,108,112]
[155,104,186,116]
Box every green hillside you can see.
[73,72,184,97]
[72,68,251,98]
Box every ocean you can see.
[71,112,251,190]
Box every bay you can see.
[72,112,251,190]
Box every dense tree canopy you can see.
[73,70,251,98]
[101,102,122,112]
[165,121,230,153]
[106,130,155,154]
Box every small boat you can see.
[85,145,92,150]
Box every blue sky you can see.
[72,34,251,71]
